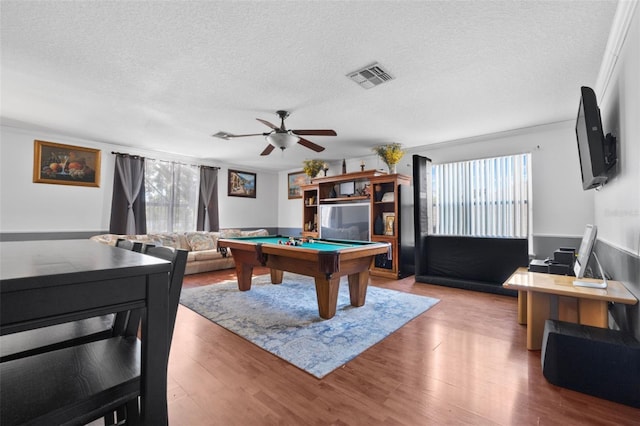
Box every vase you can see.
[374,184,382,202]
[374,215,384,235]
[388,164,397,174]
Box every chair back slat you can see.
[123,246,188,348]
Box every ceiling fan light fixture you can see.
[266,132,299,150]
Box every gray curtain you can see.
[197,166,219,231]
[109,154,147,235]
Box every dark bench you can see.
[415,235,529,296]
[542,319,640,408]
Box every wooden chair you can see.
[106,245,189,425]
[0,247,188,425]
[0,240,141,362]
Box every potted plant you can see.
[373,143,404,174]
[302,159,325,178]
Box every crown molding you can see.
[595,0,639,98]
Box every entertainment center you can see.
[300,170,410,278]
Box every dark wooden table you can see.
[0,239,172,424]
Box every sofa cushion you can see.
[193,249,225,261]
[185,232,216,251]
[239,229,269,237]
[89,234,121,246]
[208,232,221,250]
[118,234,158,246]
[148,233,182,249]
[220,229,243,238]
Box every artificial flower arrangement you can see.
[302,159,325,177]
[373,143,405,171]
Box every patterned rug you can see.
[179,273,439,378]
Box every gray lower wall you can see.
[595,240,640,340]
[278,227,303,236]
[532,235,582,260]
[0,231,108,241]
[0,227,280,242]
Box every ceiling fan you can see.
[212,110,337,155]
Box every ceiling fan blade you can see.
[260,144,276,156]
[297,137,325,152]
[212,131,264,139]
[256,118,279,130]
[292,129,337,136]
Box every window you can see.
[431,153,531,238]
[145,159,199,233]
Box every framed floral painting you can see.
[33,140,101,187]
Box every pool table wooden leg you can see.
[270,269,283,284]
[314,276,341,319]
[229,250,256,291]
[236,262,254,291]
[348,271,369,307]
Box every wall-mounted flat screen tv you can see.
[575,86,616,190]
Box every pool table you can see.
[218,236,390,319]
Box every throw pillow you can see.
[185,232,215,251]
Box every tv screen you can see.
[319,203,370,241]
[575,86,611,190]
[339,181,355,196]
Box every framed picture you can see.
[383,212,395,236]
[33,140,101,187]
[228,169,256,198]
[288,171,310,199]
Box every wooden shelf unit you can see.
[300,170,410,278]
[301,185,319,238]
[369,173,411,278]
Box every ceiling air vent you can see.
[347,63,394,89]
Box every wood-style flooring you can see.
[165,268,639,425]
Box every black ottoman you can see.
[541,319,640,408]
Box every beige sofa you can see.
[90,229,269,275]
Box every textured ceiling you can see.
[1,1,619,171]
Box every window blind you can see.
[431,153,530,238]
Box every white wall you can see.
[406,121,595,239]
[220,168,278,229]
[0,124,278,233]
[277,158,384,230]
[276,123,594,241]
[596,5,640,256]
[0,126,114,232]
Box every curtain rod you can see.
[111,151,220,169]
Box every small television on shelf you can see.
[339,181,355,197]
[575,86,617,190]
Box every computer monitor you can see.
[572,224,607,289]
[573,224,597,279]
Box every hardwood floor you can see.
[165,268,639,425]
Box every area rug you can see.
[179,273,439,378]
